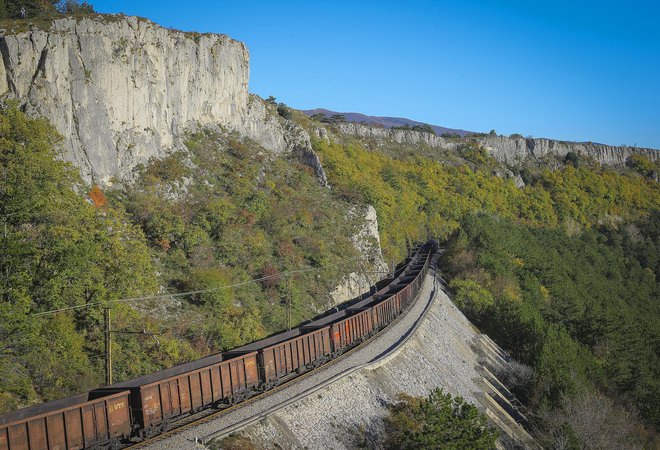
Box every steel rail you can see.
[126,253,437,449]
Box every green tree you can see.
[277,102,293,120]
[448,278,494,317]
[384,388,498,449]
[625,154,656,178]
[56,0,94,14]
[0,102,156,409]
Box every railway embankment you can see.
[143,261,533,449]
[233,275,535,449]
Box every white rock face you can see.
[329,205,388,306]
[0,16,303,183]
[338,122,457,149]
[338,123,659,167]
[478,135,659,166]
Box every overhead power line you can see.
[29,254,380,318]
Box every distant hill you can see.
[301,108,473,137]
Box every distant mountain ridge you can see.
[301,108,473,137]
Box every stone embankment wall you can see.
[236,284,535,449]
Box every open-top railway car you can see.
[0,241,435,449]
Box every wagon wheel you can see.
[237,390,246,402]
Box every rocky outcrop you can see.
[338,122,457,150]
[1,16,248,182]
[478,135,659,166]
[329,205,388,306]
[0,15,316,183]
[337,123,658,167]
[281,120,330,188]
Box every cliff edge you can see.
[337,123,658,167]
[0,15,297,183]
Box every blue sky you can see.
[92,0,660,148]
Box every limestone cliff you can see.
[329,205,388,306]
[0,15,317,184]
[338,123,658,167]
[478,135,659,166]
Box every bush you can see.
[496,360,534,403]
[57,0,94,14]
[384,388,499,449]
[276,103,293,120]
[449,279,494,318]
[625,154,656,178]
[564,151,580,168]
[535,391,638,450]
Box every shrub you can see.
[496,360,535,403]
[564,151,580,168]
[384,388,499,449]
[449,279,495,318]
[277,103,293,120]
[625,154,656,178]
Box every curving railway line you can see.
[0,241,437,450]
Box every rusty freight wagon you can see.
[226,327,333,389]
[329,307,375,353]
[92,352,258,437]
[0,390,131,450]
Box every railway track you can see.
[129,258,440,449]
[1,243,436,450]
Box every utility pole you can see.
[391,260,396,279]
[286,276,292,331]
[103,307,159,386]
[104,308,112,385]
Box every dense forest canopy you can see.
[0,99,658,446]
[310,127,659,447]
[0,105,364,411]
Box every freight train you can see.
[0,241,436,450]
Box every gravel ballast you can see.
[142,262,515,449]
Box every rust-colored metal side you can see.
[7,424,27,450]
[210,366,222,402]
[0,427,8,450]
[259,328,331,383]
[81,404,96,448]
[200,369,213,406]
[0,390,130,450]
[105,394,131,439]
[27,419,47,450]
[332,308,374,352]
[47,414,67,449]
[260,349,276,384]
[220,362,232,399]
[212,352,259,401]
[177,376,192,415]
[189,373,203,411]
[243,354,259,387]
[64,408,84,448]
[140,386,162,429]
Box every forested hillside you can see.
[1,100,658,446]
[310,125,659,447]
[0,104,364,412]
